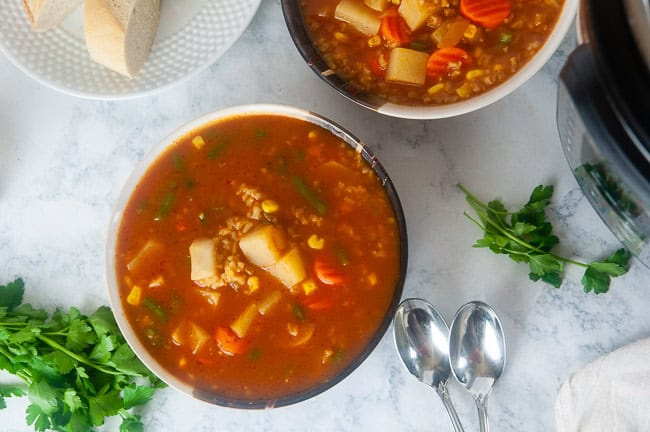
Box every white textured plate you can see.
[0,0,262,99]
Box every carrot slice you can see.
[314,257,345,286]
[460,0,512,29]
[380,12,411,46]
[427,47,472,77]
[215,327,247,356]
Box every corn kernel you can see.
[308,130,318,140]
[494,64,503,71]
[466,69,485,80]
[247,276,260,293]
[464,24,478,39]
[149,275,164,287]
[307,234,324,250]
[192,135,205,149]
[334,32,348,42]
[126,285,142,306]
[368,35,381,48]
[368,272,377,286]
[456,83,472,98]
[302,279,318,296]
[262,199,279,213]
[124,275,132,287]
[179,357,187,368]
[427,83,445,95]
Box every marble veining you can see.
[1,1,649,431]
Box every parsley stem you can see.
[481,214,588,267]
[35,334,139,377]
[0,346,32,383]
[460,188,589,270]
[1,323,135,377]
[0,322,30,328]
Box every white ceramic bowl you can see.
[0,0,261,99]
[282,0,578,119]
[106,104,408,408]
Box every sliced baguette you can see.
[22,0,83,32]
[84,0,160,78]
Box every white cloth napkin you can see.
[555,337,650,432]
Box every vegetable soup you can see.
[300,0,565,105]
[115,112,404,403]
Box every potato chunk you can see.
[267,247,307,288]
[239,225,287,267]
[127,239,162,272]
[335,0,381,36]
[363,0,389,12]
[398,0,433,31]
[386,48,429,86]
[171,321,210,354]
[189,238,217,281]
[258,290,282,315]
[230,303,259,339]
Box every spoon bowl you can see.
[449,301,506,432]
[393,298,464,432]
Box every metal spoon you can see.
[393,298,465,432]
[449,301,506,432]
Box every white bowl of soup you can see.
[106,104,407,407]
[282,0,578,119]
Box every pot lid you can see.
[585,0,650,161]
[623,0,650,71]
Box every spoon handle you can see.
[475,399,489,432]
[437,384,465,432]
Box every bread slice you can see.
[22,0,83,32]
[84,0,160,78]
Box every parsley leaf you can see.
[459,184,632,294]
[26,404,51,431]
[0,385,26,409]
[0,278,24,311]
[119,411,146,432]
[582,249,631,294]
[28,381,59,415]
[89,391,122,426]
[123,383,155,409]
[0,278,165,431]
[63,388,84,413]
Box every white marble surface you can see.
[1,1,649,431]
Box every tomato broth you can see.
[115,113,403,403]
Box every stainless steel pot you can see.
[557,0,650,267]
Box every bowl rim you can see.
[281,0,579,119]
[105,103,408,408]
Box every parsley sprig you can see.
[458,184,632,294]
[0,278,165,431]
